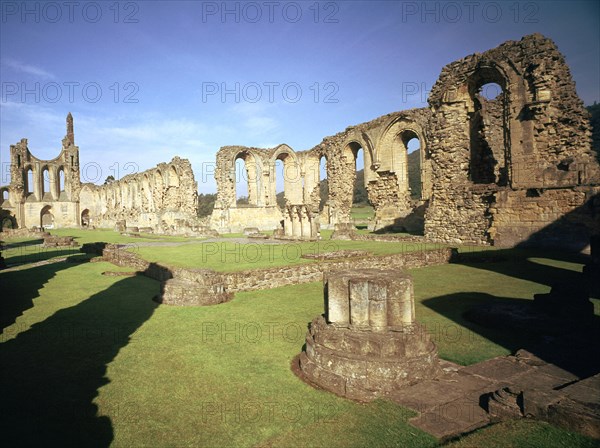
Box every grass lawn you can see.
[1,238,81,266]
[49,228,195,244]
[1,233,598,446]
[351,204,374,221]
[132,238,449,272]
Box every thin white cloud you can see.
[1,58,56,79]
[243,116,277,133]
[228,102,280,138]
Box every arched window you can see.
[319,156,328,211]
[58,167,66,192]
[275,158,285,208]
[402,132,421,200]
[81,209,90,227]
[1,216,15,230]
[273,151,299,207]
[42,167,51,199]
[40,205,54,229]
[25,168,34,195]
[235,157,249,206]
[468,68,508,185]
[345,142,366,206]
[234,152,261,207]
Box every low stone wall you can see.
[348,233,434,244]
[330,223,440,244]
[223,247,456,293]
[99,243,456,305]
[42,236,78,247]
[1,228,49,239]
[102,245,153,272]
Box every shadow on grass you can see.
[1,238,44,249]
[0,259,76,333]
[424,291,600,378]
[3,245,81,267]
[423,257,600,378]
[0,265,159,446]
[456,247,590,292]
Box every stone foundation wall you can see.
[223,247,455,293]
[98,244,455,304]
[0,228,49,239]
[42,235,78,247]
[491,187,600,249]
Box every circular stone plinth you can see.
[297,316,440,401]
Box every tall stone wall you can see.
[0,113,199,232]
[425,33,600,247]
[79,157,199,231]
[0,113,82,229]
[210,34,600,249]
[210,109,432,233]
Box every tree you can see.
[104,175,115,185]
[197,193,217,217]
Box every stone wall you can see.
[0,113,82,230]
[210,109,432,233]
[98,244,455,304]
[425,33,600,248]
[0,113,200,234]
[209,34,600,250]
[79,157,199,231]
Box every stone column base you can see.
[297,316,440,401]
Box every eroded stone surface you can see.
[298,269,440,401]
[0,114,202,235]
[207,34,599,249]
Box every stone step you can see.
[408,396,490,441]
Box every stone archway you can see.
[40,205,54,229]
[0,214,16,231]
[81,209,90,227]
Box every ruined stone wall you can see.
[210,145,286,232]
[490,187,600,249]
[0,113,199,233]
[222,247,454,293]
[79,157,199,231]
[210,109,433,233]
[0,113,82,229]
[100,243,455,303]
[425,33,600,247]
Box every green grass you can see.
[132,239,450,272]
[0,261,437,447]
[351,204,374,220]
[1,238,598,447]
[49,228,194,244]
[1,238,81,266]
[446,419,599,448]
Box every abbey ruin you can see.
[0,114,199,233]
[1,34,599,249]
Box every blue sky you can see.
[1,0,599,193]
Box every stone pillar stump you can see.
[297,269,440,401]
